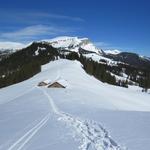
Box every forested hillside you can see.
[0,42,150,91]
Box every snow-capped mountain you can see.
[40,36,103,54]
[104,49,121,55]
[105,51,150,69]
[35,36,150,70]
[38,36,150,67]
[1,36,149,68]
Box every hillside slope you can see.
[0,59,150,150]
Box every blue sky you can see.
[0,0,150,56]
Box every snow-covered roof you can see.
[54,79,68,87]
[43,79,51,84]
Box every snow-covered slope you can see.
[83,53,118,65]
[41,36,103,54]
[0,59,150,150]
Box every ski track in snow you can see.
[2,86,36,105]
[7,113,50,150]
[39,87,126,150]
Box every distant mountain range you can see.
[0,36,150,89]
[1,36,150,68]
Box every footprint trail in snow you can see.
[40,87,126,150]
[58,113,125,150]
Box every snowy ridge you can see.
[80,42,101,54]
[39,36,121,66]
[40,36,102,54]
[104,50,121,55]
[83,53,118,66]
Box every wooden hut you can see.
[47,79,67,88]
[48,82,65,88]
[38,80,51,87]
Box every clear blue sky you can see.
[0,0,150,56]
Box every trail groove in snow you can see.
[1,86,36,105]
[7,113,50,150]
[39,87,126,150]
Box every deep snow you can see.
[0,59,150,150]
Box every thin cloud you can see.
[94,41,113,50]
[94,42,109,47]
[0,11,84,24]
[27,12,84,22]
[0,25,77,41]
[94,41,122,50]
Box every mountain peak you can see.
[40,36,103,54]
[104,49,121,55]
